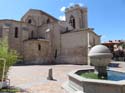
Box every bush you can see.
[0,38,19,80]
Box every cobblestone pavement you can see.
[8,65,91,93]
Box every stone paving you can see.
[8,62,125,93]
[8,65,91,93]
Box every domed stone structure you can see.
[89,45,112,66]
[89,45,111,55]
[89,45,112,79]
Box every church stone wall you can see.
[21,9,58,26]
[21,10,45,26]
[42,23,62,62]
[50,23,62,62]
[38,24,49,39]
[0,4,101,65]
[0,20,36,55]
[58,31,88,64]
[23,39,51,64]
[88,29,101,47]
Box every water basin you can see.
[108,70,125,81]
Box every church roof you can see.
[21,9,59,21]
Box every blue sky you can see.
[0,0,125,42]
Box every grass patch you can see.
[0,87,23,93]
[80,72,99,79]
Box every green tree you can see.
[121,43,125,49]
[0,38,19,80]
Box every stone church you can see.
[0,4,100,65]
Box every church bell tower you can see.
[65,4,88,30]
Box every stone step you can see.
[62,82,85,93]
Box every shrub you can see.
[0,37,19,80]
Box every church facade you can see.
[0,4,100,65]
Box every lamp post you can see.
[0,58,6,89]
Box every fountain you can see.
[63,45,125,93]
[88,45,112,79]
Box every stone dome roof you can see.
[89,45,112,57]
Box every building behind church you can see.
[0,4,100,65]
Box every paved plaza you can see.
[8,65,92,93]
[8,62,125,93]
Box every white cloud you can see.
[101,35,106,39]
[59,2,84,21]
[79,3,83,7]
[59,15,66,21]
[69,3,74,7]
[60,2,83,13]
[60,6,66,12]
[101,35,107,42]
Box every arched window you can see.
[28,19,32,24]
[54,49,58,59]
[38,44,41,51]
[14,27,18,38]
[31,31,33,39]
[47,18,50,24]
[69,16,75,28]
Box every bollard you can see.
[47,68,53,80]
